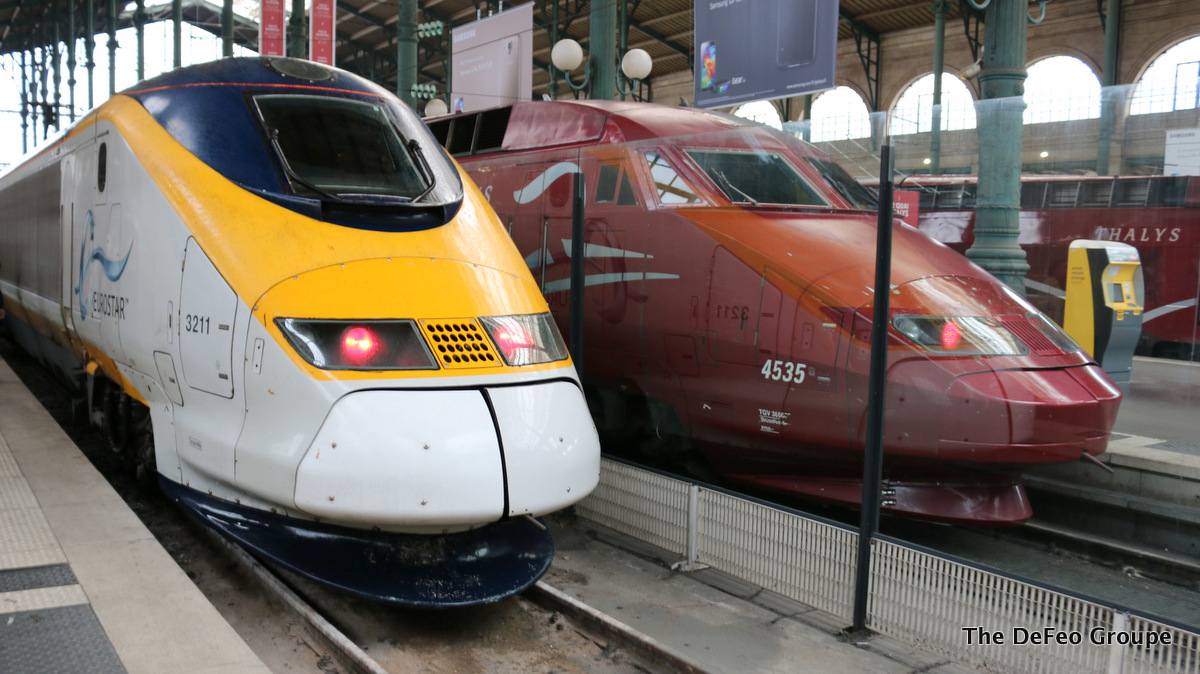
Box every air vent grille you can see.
[419,318,501,368]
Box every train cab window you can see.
[255,95,430,201]
[806,158,876,210]
[686,149,827,207]
[644,152,701,205]
[97,143,107,193]
[595,163,638,206]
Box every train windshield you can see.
[255,95,434,202]
[806,158,878,210]
[684,149,827,207]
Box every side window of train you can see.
[643,152,700,205]
[594,163,639,206]
[97,142,107,193]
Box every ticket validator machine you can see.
[1063,240,1143,382]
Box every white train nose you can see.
[293,380,598,528]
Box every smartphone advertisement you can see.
[694,0,838,109]
[450,4,533,113]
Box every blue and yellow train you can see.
[0,57,600,606]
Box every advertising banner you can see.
[893,189,921,228]
[259,0,286,57]
[310,0,336,65]
[1165,128,1200,176]
[694,0,839,109]
[450,4,533,113]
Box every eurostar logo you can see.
[75,210,133,320]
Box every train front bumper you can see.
[292,379,600,528]
[936,364,1121,464]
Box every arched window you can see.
[889,73,977,136]
[1024,56,1101,123]
[733,100,783,129]
[1131,36,1200,115]
[809,86,872,142]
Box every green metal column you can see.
[617,0,627,100]
[589,0,615,100]
[222,0,234,57]
[966,0,1031,293]
[173,0,182,68]
[930,0,948,175]
[20,51,28,153]
[53,19,62,132]
[549,0,559,100]
[1096,0,1121,175]
[288,0,305,58]
[802,94,813,142]
[86,0,94,109]
[68,4,77,121]
[397,0,416,105]
[107,0,117,96]
[136,0,145,80]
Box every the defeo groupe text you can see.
[962,626,1173,647]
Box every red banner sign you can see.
[259,0,286,57]
[309,0,335,65]
[893,189,921,228]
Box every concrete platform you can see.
[0,357,270,674]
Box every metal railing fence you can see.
[575,458,1200,674]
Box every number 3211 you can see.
[761,359,807,384]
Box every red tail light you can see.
[480,314,569,366]
[941,321,961,350]
[275,318,437,370]
[342,326,378,363]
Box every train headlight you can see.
[892,315,1027,356]
[480,313,569,367]
[1027,313,1084,354]
[276,318,438,370]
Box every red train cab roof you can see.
[429,99,777,158]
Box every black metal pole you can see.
[568,170,586,368]
[850,145,894,635]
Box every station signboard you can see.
[259,0,286,57]
[450,4,533,113]
[694,0,839,109]
[310,0,336,65]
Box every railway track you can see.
[0,339,692,674]
[201,523,693,674]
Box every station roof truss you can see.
[0,0,992,100]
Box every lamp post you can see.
[550,39,652,101]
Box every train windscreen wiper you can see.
[268,127,346,202]
[406,140,438,204]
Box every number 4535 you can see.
[761,359,807,384]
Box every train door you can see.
[577,152,647,353]
[755,272,848,460]
[510,152,584,335]
[176,237,241,484]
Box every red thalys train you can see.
[889,174,1200,360]
[429,100,1122,525]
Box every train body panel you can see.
[431,100,1121,525]
[0,58,600,606]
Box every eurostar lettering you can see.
[1101,226,1181,243]
[90,291,128,320]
